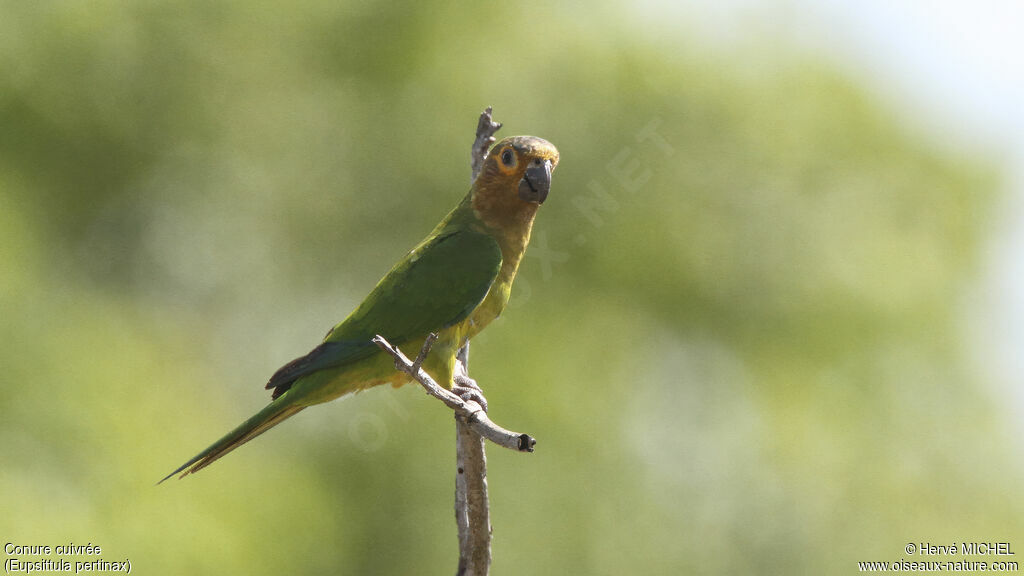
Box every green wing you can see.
[334,228,503,344]
[266,228,501,397]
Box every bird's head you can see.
[472,136,559,229]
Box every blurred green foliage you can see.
[2,1,1020,574]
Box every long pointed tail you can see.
[160,399,305,483]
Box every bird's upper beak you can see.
[518,159,553,204]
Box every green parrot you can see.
[162,135,559,481]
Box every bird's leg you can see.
[452,358,488,412]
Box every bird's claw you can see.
[452,373,488,412]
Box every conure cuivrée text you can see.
[163,135,559,481]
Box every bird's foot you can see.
[452,373,488,412]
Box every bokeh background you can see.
[3,1,1022,574]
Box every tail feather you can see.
[160,400,305,483]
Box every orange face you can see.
[472,136,559,232]
[482,136,559,204]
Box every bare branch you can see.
[455,416,490,576]
[411,332,436,375]
[453,343,484,576]
[456,107,511,576]
[372,335,536,452]
[470,106,502,182]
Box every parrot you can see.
[161,135,559,482]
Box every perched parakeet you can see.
[162,136,559,481]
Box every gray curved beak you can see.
[518,159,552,204]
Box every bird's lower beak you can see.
[519,159,552,204]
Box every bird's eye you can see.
[501,149,514,167]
